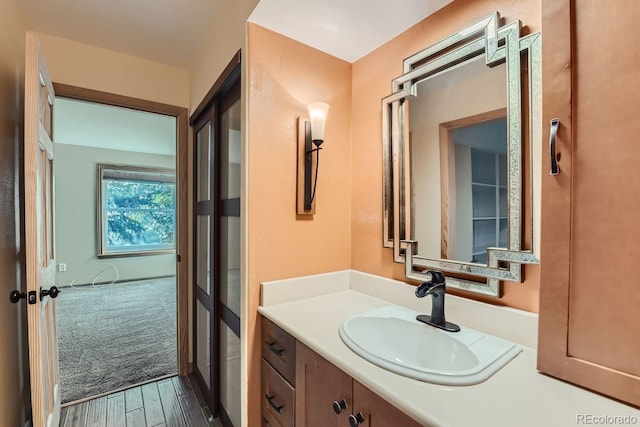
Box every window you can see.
[98,164,176,257]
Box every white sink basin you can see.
[339,305,521,385]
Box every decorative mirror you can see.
[382,12,541,296]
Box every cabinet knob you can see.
[332,399,348,414]
[348,412,365,427]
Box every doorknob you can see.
[40,286,61,301]
[9,290,25,304]
[9,290,37,304]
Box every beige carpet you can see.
[56,277,177,403]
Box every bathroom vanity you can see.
[377,5,640,407]
[261,316,420,427]
[259,271,640,427]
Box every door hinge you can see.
[176,254,181,262]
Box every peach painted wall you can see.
[351,0,541,312]
[189,0,258,111]
[246,23,352,426]
[37,33,190,108]
[0,2,31,426]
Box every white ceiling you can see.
[55,98,177,156]
[248,0,454,63]
[19,0,453,70]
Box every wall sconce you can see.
[297,102,329,214]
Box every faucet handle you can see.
[415,271,446,298]
[415,280,444,298]
[426,270,446,284]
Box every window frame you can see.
[97,163,177,258]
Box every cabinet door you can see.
[295,342,352,427]
[538,0,640,407]
[352,381,422,427]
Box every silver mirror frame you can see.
[381,13,541,297]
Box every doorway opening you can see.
[52,85,189,404]
[438,109,508,264]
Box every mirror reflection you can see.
[382,12,542,295]
[409,55,507,265]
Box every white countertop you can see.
[259,270,640,427]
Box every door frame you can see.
[53,83,190,375]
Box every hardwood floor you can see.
[60,376,220,427]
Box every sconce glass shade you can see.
[307,102,329,143]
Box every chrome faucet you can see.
[415,271,460,332]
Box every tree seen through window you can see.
[99,165,176,255]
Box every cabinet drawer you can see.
[262,317,296,384]
[262,416,278,427]
[262,359,294,427]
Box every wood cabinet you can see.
[261,318,297,427]
[295,341,352,427]
[295,342,422,427]
[261,316,424,426]
[537,0,640,407]
[263,317,297,385]
[351,381,422,427]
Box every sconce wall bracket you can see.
[297,116,317,214]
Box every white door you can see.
[24,32,61,427]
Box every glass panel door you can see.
[218,95,241,426]
[192,74,241,427]
[194,117,216,398]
